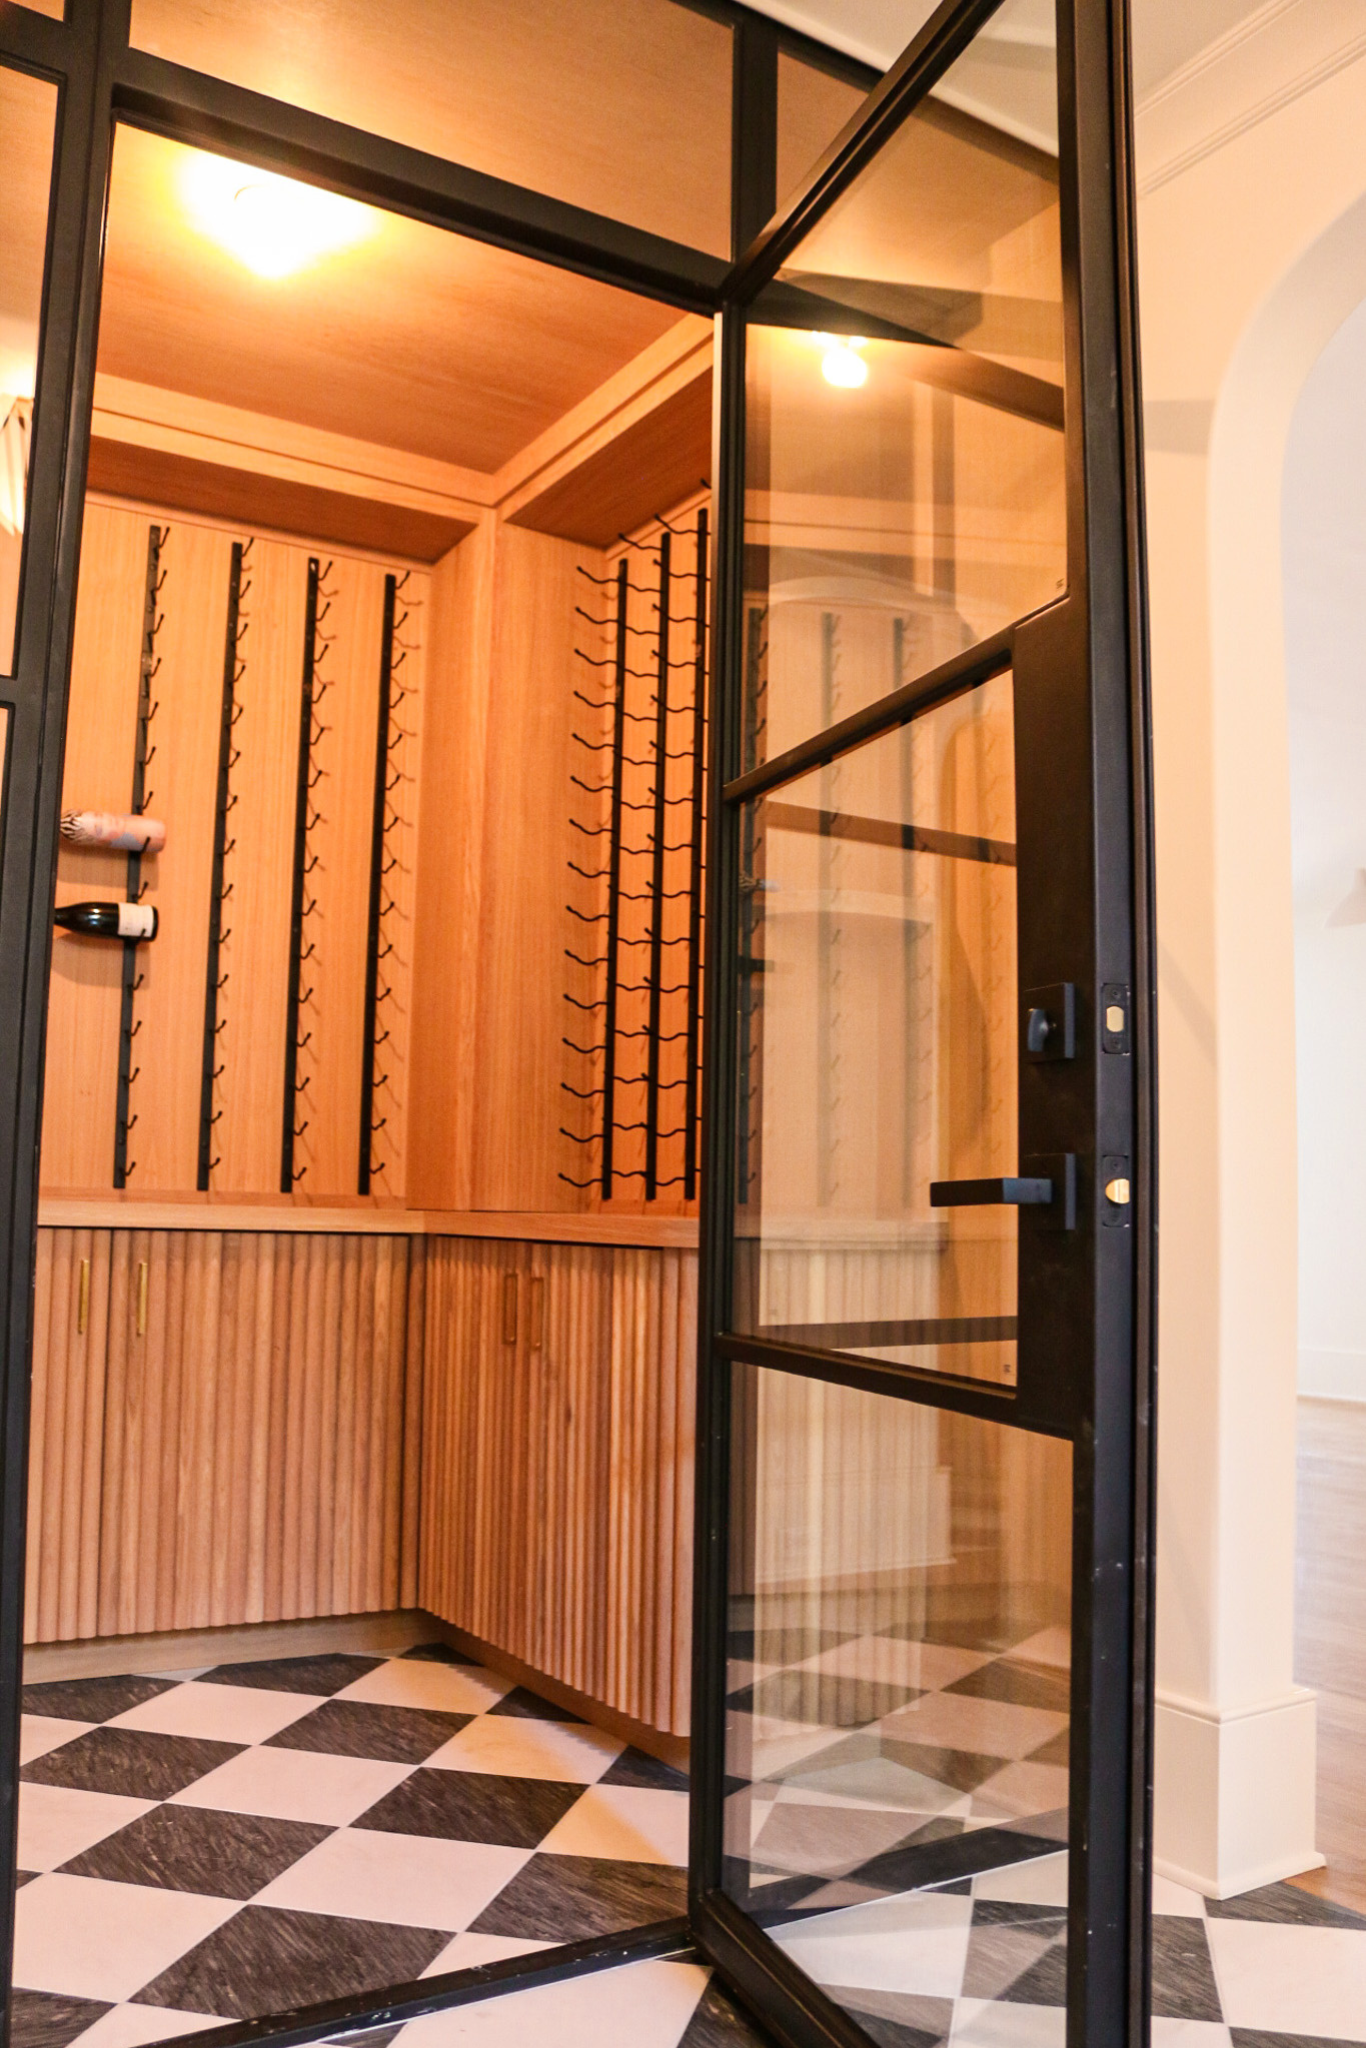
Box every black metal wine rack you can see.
[358,571,416,1193]
[197,537,252,1190]
[113,522,167,1189]
[561,502,709,1202]
[281,556,335,1191]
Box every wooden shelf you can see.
[38,1197,698,1248]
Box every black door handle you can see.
[930,1176,1052,1207]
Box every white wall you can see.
[1283,305,1366,1405]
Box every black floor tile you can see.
[1151,1915,1223,2022]
[353,1768,584,1847]
[963,1917,1066,2004]
[199,1653,383,1696]
[20,1725,243,1799]
[876,1736,1011,1795]
[15,1870,37,1887]
[1210,1881,1366,1930]
[678,1976,777,2047]
[729,1673,919,1728]
[825,1988,954,2048]
[265,1699,472,1764]
[600,1746,688,1791]
[486,1686,583,1722]
[60,1800,331,1898]
[469,1851,688,1940]
[401,1643,478,1666]
[20,1674,176,1724]
[134,1903,447,2019]
[944,1659,1071,1714]
[998,1934,1068,2007]
[10,1989,111,2048]
[1024,1727,1071,1767]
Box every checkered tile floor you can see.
[13,1643,691,2048]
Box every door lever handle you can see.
[930,1176,1052,1207]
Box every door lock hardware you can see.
[1102,1155,1131,1225]
[932,1154,1077,1230]
[1024,983,1076,1061]
[1101,984,1131,1054]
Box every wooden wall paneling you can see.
[25,1230,51,1636]
[408,522,495,1210]
[399,1237,425,1611]
[214,540,308,1193]
[131,526,234,1189]
[473,526,607,1211]
[41,506,152,1189]
[23,1228,113,1643]
[291,556,385,1196]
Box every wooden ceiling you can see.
[97,127,685,477]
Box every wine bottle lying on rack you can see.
[61,810,167,853]
[54,901,158,941]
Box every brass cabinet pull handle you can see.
[77,1258,90,1337]
[502,1272,518,1346]
[136,1259,149,1337]
[527,1275,545,1352]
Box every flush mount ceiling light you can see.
[181,152,380,279]
[815,333,869,389]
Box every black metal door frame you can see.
[688,3,1156,2046]
[0,0,1150,2043]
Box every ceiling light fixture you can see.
[818,334,869,389]
[181,152,380,279]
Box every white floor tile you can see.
[773,1891,973,1998]
[1206,1917,1366,2036]
[170,1744,411,1825]
[17,1783,155,1871]
[949,1996,1066,2047]
[803,1638,994,1691]
[399,1957,709,2048]
[19,1715,94,1766]
[337,1661,508,1716]
[881,1693,1068,1762]
[254,1827,530,1931]
[1151,1875,1208,1918]
[13,1873,238,2002]
[972,1852,1069,1907]
[537,1785,688,1865]
[1008,1628,1071,1672]
[425,1715,621,1785]
[1149,2022,1232,2048]
[70,2003,225,2048]
[968,1761,1069,1822]
[421,1933,553,1976]
[109,1681,321,1745]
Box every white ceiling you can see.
[748,0,1271,100]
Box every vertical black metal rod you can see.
[281,557,319,1193]
[684,507,708,1201]
[736,602,765,1207]
[600,561,629,1198]
[645,531,671,1200]
[198,541,242,1192]
[815,610,837,1209]
[359,575,396,1194]
[114,523,163,1189]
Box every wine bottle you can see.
[61,810,167,854]
[54,900,158,941]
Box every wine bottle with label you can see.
[54,901,158,941]
[61,810,167,854]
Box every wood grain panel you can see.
[25,1228,422,1644]
[419,1236,696,1735]
[41,506,152,1189]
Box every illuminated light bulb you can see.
[181,152,380,279]
[820,336,869,389]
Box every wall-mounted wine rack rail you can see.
[358,571,415,1194]
[113,523,167,1189]
[197,537,250,1191]
[281,556,334,1191]
[561,503,709,1204]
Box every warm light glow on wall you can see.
[180,153,380,279]
[814,333,869,389]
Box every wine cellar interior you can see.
[9,0,1083,2028]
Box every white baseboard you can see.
[1155,1684,1321,1896]
[1299,1347,1366,1402]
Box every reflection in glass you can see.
[129,0,733,258]
[747,3,1064,765]
[0,66,58,675]
[775,53,868,217]
[725,1367,1071,2037]
[736,675,1019,1386]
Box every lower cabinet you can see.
[26,1228,423,1644]
[418,1238,697,1738]
[26,1227,697,1741]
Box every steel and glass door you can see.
[691,3,1152,2046]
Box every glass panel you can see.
[129,0,732,258]
[735,675,1019,1386]
[725,1367,1071,2039]
[776,53,869,216]
[747,2,1064,768]
[0,65,58,676]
